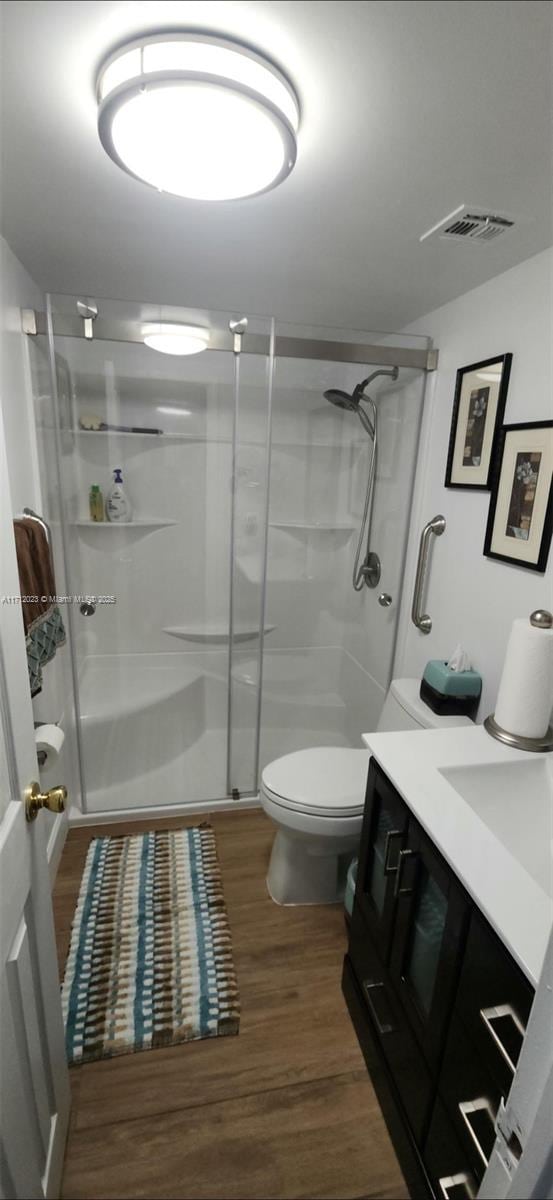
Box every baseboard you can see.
[68,794,262,827]
[47,811,68,886]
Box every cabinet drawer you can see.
[456,912,534,1096]
[424,1098,478,1200]
[439,1014,502,1183]
[348,909,433,1145]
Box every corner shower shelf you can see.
[68,430,366,450]
[163,623,276,644]
[269,520,357,532]
[72,429,205,442]
[73,519,177,529]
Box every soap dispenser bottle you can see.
[106,468,132,523]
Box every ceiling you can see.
[1,0,551,331]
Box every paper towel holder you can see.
[484,610,553,752]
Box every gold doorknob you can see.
[25,781,67,822]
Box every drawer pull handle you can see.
[458,1098,496,1167]
[480,1004,525,1076]
[363,980,395,1035]
[383,829,403,875]
[394,848,417,897]
[438,1173,476,1200]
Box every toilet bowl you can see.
[260,678,471,905]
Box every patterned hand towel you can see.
[13,517,66,696]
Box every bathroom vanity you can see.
[342,727,552,1200]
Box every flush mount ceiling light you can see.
[96,33,299,200]
[142,323,210,354]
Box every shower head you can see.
[323,388,359,411]
[324,366,399,411]
[324,366,399,434]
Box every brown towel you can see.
[13,517,57,634]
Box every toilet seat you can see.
[261,747,370,817]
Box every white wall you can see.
[395,247,553,719]
[0,238,43,511]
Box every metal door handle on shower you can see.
[411,515,445,634]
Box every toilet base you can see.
[266,829,354,906]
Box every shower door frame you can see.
[33,300,435,820]
[225,317,275,801]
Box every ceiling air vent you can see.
[420,205,516,245]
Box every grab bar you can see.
[411,514,445,634]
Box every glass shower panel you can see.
[25,334,84,815]
[259,326,427,772]
[227,321,273,797]
[46,294,245,813]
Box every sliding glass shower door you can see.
[257,323,427,773]
[36,297,429,817]
[43,295,272,814]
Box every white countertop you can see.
[361,725,553,987]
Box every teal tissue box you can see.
[421,660,481,719]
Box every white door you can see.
[0,408,70,1199]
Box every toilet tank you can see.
[377,678,472,732]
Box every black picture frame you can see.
[483,421,553,573]
[444,353,512,490]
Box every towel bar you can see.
[19,506,52,547]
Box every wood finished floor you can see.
[54,809,407,1200]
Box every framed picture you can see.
[445,354,512,489]
[483,421,553,572]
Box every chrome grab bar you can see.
[411,514,446,633]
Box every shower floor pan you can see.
[77,651,350,815]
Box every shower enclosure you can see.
[29,295,430,817]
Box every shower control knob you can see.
[378,593,393,608]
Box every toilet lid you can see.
[261,748,370,816]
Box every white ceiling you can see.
[1,0,552,331]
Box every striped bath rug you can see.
[61,824,240,1065]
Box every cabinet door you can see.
[355,759,409,963]
[345,909,434,1147]
[389,820,470,1068]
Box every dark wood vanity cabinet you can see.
[343,758,535,1200]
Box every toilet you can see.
[260,677,471,905]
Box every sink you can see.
[439,758,553,897]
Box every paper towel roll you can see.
[35,724,65,766]
[494,618,553,738]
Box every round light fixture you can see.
[97,33,299,200]
[142,323,210,355]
